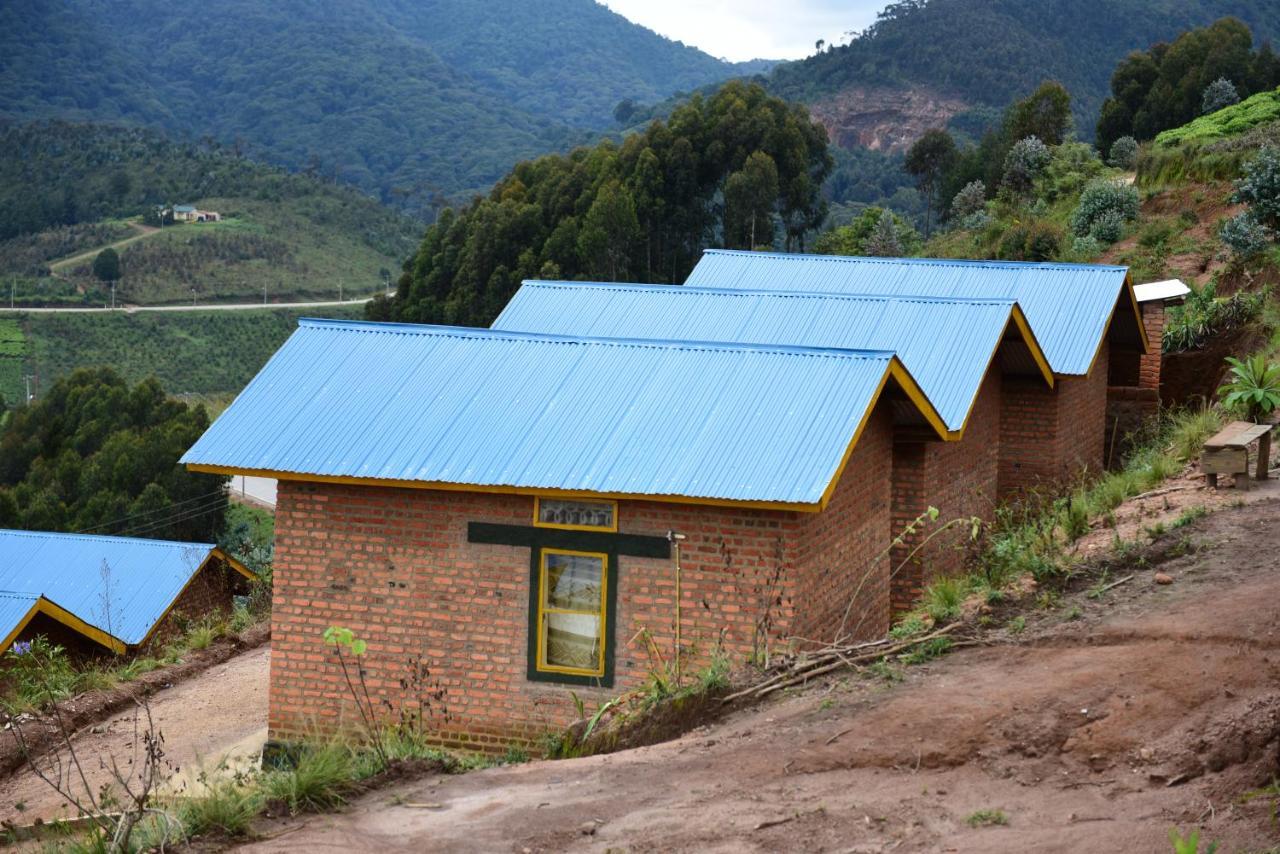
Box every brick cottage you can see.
[183,320,951,749]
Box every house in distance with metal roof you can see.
[687,251,1152,491]
[0,529,254,655]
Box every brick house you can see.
[686,252,1150,494]
[0,529,253,656]
[492,281,1057,613]
[182,320,953,749]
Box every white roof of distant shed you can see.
[1133,279,1191,303]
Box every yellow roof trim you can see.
[1071,271,1150,379]
[211,547,258,581]
[1009,305,1056,390]
[187,464,827,513]
[0,597,128,655]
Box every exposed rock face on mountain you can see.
[808,87,969,153]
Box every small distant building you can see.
[0,529,254,655]
[171,204,220,223]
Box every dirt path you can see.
[47,223,159,273]
[0,646,269,824]
[243,501,1280,853]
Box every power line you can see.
[75,489,227,535]
[117,497,229,538]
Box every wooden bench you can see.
[1203,421,1274,489]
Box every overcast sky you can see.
[602,0,887,62]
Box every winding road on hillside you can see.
[0,298,373,314]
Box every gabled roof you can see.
[0,529,253,653]
[181,319,949,509]
[685,250,1147,376]
[494,280,1054,435]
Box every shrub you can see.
[864,209,904,257]
[1071,235,1102,257]
[1202,77,1241,115]
[1002,136,1051,195]
[1219,211,1273,259]
[998,222,1063,261]
[1089,209,1128,244]
[178,779,263,838]
[0,637,77,713]
[951,180,987,221]
[924,577,968,623]
[261,743,355,813]
[1234,144,1280,229]
[1070,180,1140,239]
[1218,354,1280,420]
[1163,280,1265,351]
[1108,136,1139,169]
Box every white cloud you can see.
[602,0,885,62]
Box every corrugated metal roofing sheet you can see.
[0,592,38,649]
[181,319,928,506]
[493,280,1047,433]
[0,529,217,647]
[685,250,1137,375]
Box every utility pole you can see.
[263,283,267,306]
[9,277,13,310]
[338,279,343,302]
[191,288,196,307]
[23,374,33,403]
[110,282,115,310]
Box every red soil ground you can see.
[240,497,1280,853]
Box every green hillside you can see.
[769,0,1280,138]
[17,305,365,404]
[0,0,747,208]
[0,123,421,305]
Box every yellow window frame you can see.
[535,547,608,678]
[532,497,618,532]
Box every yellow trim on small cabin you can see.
[532,497,619,532]
[0,597,127,655]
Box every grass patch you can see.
[965,808,1009,827]
[923,577,968,623]
[261,742,356,813]
[178,778,264,838]
[1156,88,1280,147]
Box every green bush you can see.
[1070,180,1139,240]
[1234,144,1280,229]
[1108,136,1138,169]
[0,636,77,713]
[1163,281,1265,352]
[1220,212,1272,259]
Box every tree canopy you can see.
[376,82,832,327]
[1096,17,1280,151]
[0,369,226,541]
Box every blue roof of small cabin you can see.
[685,251,1144,376]
[173,205,197,212]
[493,281,1054,435]
[181,319,948,508]
[0,529,233,651]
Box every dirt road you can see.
[244,500,1280,853]
[0,646,269,823]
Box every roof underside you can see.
[494,281,1045,433]
[686,251,1139,375]
[0,529,218,648]
[181,319,918,506]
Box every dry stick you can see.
[722,623,961,704]
[835,516,979,646]
[1097,574,1135,594]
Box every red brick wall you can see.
[267,410,896,750]
[999,342,1110,495]
[793,405,894,644]
[890,370,1001,612]
[1140,303,1164,391]
[143,558,245,649]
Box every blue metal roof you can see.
[0,529,220,648]
[494,281,1053,434]
[685,251,1141,375]
[0,592,38,651]
[181,319,945,507]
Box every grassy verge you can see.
[0,317,22,405]
[887,405,1225,645]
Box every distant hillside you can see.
[0,0,745,209]
[0,122,421,305]
[770,0,1280,147]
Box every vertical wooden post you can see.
[1256,430,1272,481]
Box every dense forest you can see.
[0,0,750,209]
[0,369,226,542]
[769,0,1280,138]
[1096,17,1280,151]
[375,82,831,327]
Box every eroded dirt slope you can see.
[244,502,1280,853]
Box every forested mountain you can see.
[377,82,830,327]
[771,0,1280,140]
[0,0,748,213]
